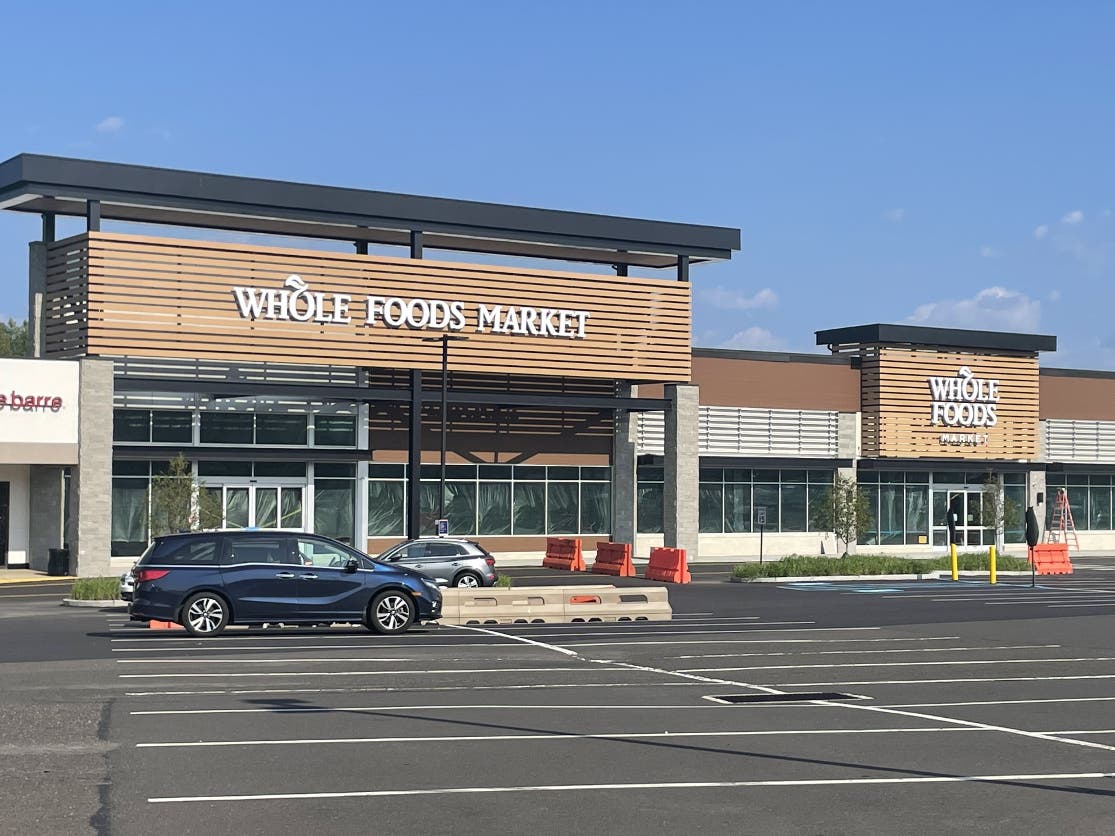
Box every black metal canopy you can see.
[0,153,740,269]
[816,323,1057,354]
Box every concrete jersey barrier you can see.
[439,585,671,625]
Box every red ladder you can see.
[1045,487,1080,550]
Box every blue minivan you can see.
[128,530,442,637]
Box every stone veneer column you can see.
[67,359,114,577]
[610,384,637,547]
[664,384,699,558]
[27,242,46,357]
[27,466,65,572]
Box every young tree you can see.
[149,455,224,537]
[981,473,1021,551]
[811,473,874,557]
[0,318,28,357]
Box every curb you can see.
[0,576,76,585]
[61,598,127,609]
[732,570,1035,584]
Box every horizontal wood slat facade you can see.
[861,346,1039,460]
[45,233,692,382]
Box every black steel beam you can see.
[406,369,423,539]
[0,154,741,263]
[113,375,669,411]
[816,323,1056,354]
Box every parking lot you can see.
[4,568,1115,834]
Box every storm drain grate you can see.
[704,692,867,704]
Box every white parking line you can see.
[123,681,704,697]
[116,658,416,665]
[118,666,617,679]
[1049,603,1115,608]
[887,696,1115,709]
[148,772,1115,804]
[137,726,976,749]
[130,702,755,716]
[680,656,1115,673]
[670,644,1060,660]
[985,599,1115,606]
[770,674,1115,687]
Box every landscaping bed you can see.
[732,551,1029,580]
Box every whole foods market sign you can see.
[232,275,591,339]
[928,366,999,446]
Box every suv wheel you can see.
[454,571,482,588]
[182,592,229,637]
[368,590,415,635]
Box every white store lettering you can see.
[234,276,589,339]
[928,366,1000,430]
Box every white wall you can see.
[0,465,30,566]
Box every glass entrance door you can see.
[932,488,993,546]
[205,485,305,530]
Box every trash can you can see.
[47,547,70,576]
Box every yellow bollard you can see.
[989,545,997,585]
[950,542,959,581]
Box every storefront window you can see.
[513,482,545,534]
[151,411,192,443]
[368,480,405,536]
[780,483,807,532]
[878,485,904,545]
[200,413,253,445]
[724,483,752,533]
[637,483,664,534]
[580,482,611,534]
[547,482,579,534]
[904,486,929,545]
[315,415,357,447]
[478,482,512,535]
[699,483,724,533]
[314,480,354,543]
[256,414,307,445]
[111,477,149,556]
[114,410,150,442]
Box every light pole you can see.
[422,333,469,528]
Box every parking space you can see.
[88,595,1115,836]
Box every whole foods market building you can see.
[1,154,1114,576]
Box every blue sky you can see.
[1,2,1113,367]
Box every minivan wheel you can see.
[182,593,229,637]
[454,571,482,588]
[368,591,415,635]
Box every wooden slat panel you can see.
[860,346,1039,460]
[47,233,692,382]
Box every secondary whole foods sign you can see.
[928,366,999,447]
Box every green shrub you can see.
[70,577,122,601]
[732,550,1026,579]
[494,574,514,588]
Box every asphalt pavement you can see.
[3,565,1115,834]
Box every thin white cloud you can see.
[697,286,778,311]
[979,246,1002,259]
[1033,225,1049,240]
[1061,209,1084,225]
[1048,289,1062,302]
[906,286,1041,332]
[721,327,787,351]
[883,208,906,223]
[96,116,125,133]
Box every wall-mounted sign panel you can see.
[46,233,691,382]
[0,357,79,463]
[861,347,1039,460]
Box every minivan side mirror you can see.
[344,557,360,574]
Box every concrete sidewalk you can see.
[0,569,75,584]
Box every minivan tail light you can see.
[136,569,170,583]
[485,557,496,567]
